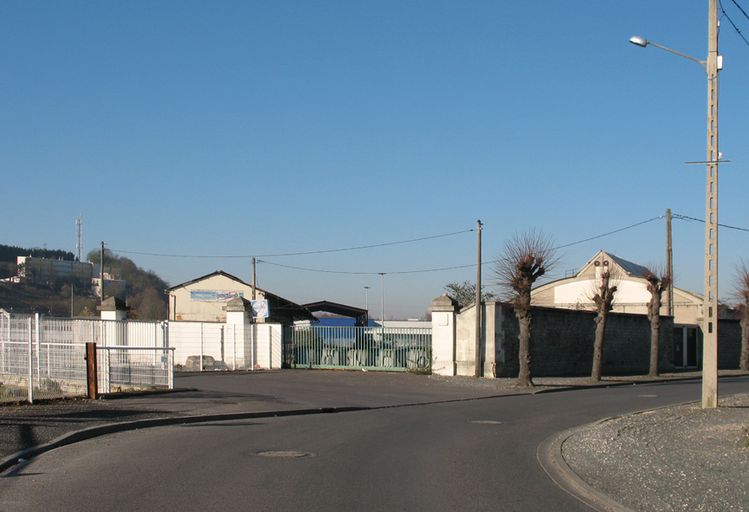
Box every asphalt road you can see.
[2,377,748,512]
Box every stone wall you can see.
[718,319,742,369]
[494,304,675,378]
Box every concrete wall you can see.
[434,299,679,378]
[433,297,745,378]
[167,320,282,370]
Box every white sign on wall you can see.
[251,300,269,319]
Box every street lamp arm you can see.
[629,36,706,68]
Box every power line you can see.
[730,0,749,22]
[258,259,476,276]
[553,216,664,250]
[109,228,474,259]
[672,212,749,232]
[720,0,749,47]
[260,215,666,276]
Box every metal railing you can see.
[284,325,432,372]
[0,313,173,403]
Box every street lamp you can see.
[629,0,721,409]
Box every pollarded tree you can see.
[590,270,617,383]
[495,230,557,387]
[736,261,749,371]
[644,269,672,376]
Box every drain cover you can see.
[256,450,313,458]
[471,420,503,425]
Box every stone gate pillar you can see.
[431,295,458,376]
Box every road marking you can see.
[471,420,503,425]
[638,394,658,398]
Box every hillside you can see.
[0,281,98,317]
[1,244,169,320]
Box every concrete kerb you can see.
[536,398,701,512]
[537,425,634,512]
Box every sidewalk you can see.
[1,368,747,511]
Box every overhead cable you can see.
[109,228,473,259]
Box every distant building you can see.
[166,270,314,324]
[16,256,92,285]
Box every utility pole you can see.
[252,257,257,300]
[702,0,720,409]
[100,241,105,306]
[666,209,674,317]
[474,220,483,378]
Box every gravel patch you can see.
[562,393,749,512]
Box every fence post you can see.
[167,349,174,390]
[27,318,33,404]
[199,323,204,372]
[34,313,41,387]
[232,326,237,371]
[85,342,98,399]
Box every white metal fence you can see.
[0,313,173,403]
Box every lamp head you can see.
[629,36,648,48]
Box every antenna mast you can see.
[76,214,83,261]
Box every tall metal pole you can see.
[252,257,257,300]
[100,241,105,306]
[666,208,674,317]
[474,220,483,378]
[702,0,720,409]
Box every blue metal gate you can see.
[283,325,431,372]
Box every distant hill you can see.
[0,243,75,262]
[0,243,169,320]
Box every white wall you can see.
[168,320,282,370]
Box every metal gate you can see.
[283,325,431,372]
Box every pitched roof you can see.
[166,270,314,321]
[581,250,651,278]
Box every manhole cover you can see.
[256,450,314,458]
[471,420,503,425]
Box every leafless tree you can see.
[644,269,672,376]
[591,270,617,382]
[735,261,749,371]
[495,230,557,387]
[444,281,496,309]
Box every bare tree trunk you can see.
[649,316,660,376]
[516,312,532,387]
[740,315,749,371]
[591,314,607,382]
[649,294,662,376]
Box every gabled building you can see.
[166,271,314,324]
[532,250,704,368]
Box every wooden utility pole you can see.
[85,342,98,399]
[474,220,483,378]
[702,0,720,409]
[666,209,674,317]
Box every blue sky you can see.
[2,1,747,318]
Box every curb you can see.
[537,426,633,512]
